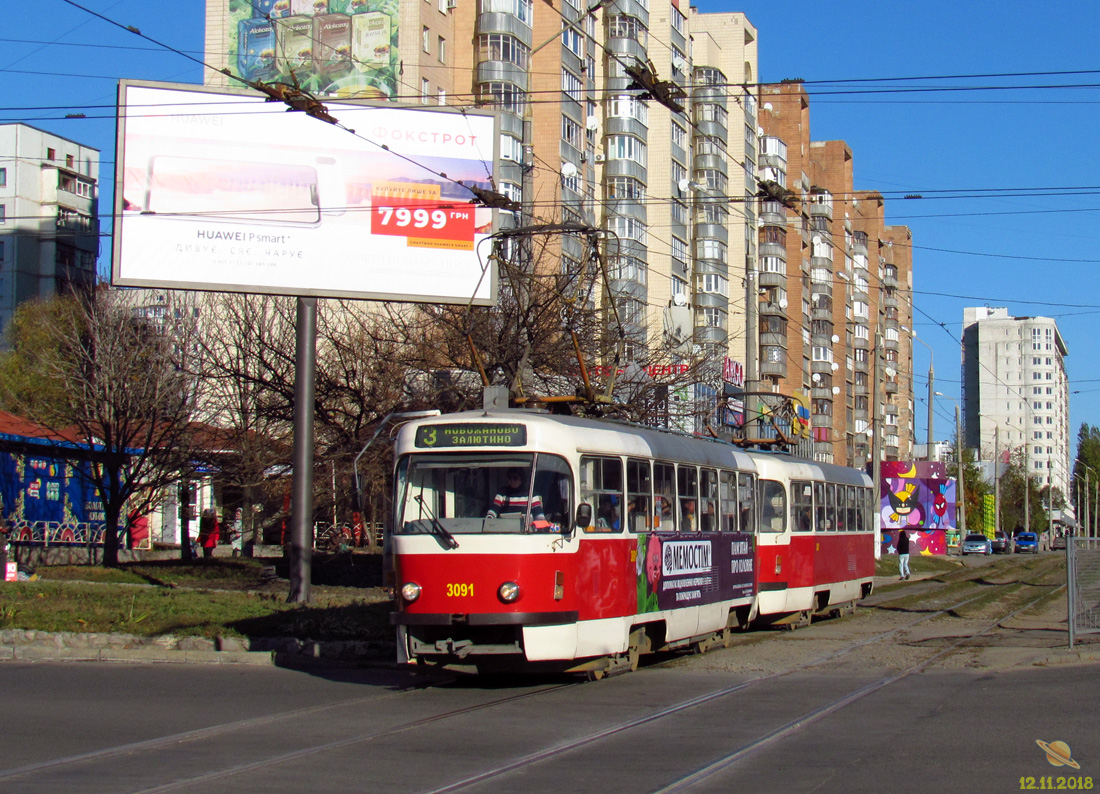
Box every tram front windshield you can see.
[396,453,572,535]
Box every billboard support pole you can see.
[288,297,317,604]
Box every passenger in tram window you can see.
[487,468,546,522]
[628,496,649,532]
[701,501,717,532]
[656,496,674,530]
[797,506,813,533]
[682,499,698,531]
[597,495,620,530]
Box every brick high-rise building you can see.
[758,83,913,466]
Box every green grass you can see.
[0,558,392,641]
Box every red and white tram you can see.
[388,409,875,676]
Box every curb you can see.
[0,629,395,667]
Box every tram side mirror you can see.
[574,503,592,535]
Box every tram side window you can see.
[759,479,786,532]
[857,486,869,532]
[791,480,813,532]
[847,485,858,532]
[627,458,653,532]
[678,465,699,531]
[835,484,848,532]
[720,471,738,533]
[826,482,837,531]
[814,482,826,532]
[739,473,757,534]
[700,468,719,531]
[579,456,623,531]
[654,462,676,530]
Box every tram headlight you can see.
[400,582,422,603]
[498,581,520,603]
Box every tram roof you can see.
[399,410,759,471]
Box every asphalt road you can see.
[0,552,1095,794]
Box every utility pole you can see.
[872,330,883,558]
[994,426,1001,535]
[956,402,966,538]
[1024,436,1030,534]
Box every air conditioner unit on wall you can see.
[594,153,605,163]
[446,0,457,9]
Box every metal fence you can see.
[1067,537,1100,647]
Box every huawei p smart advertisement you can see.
[113,81,498,303]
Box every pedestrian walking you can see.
[897,529,911,580]
[198,509,218,560]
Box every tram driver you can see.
[486,468,548,528]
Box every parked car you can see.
[962,533,993,555]
[1014,531,1040,553]
[991,531,1012,554]
[1052,534,1068,551]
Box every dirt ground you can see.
[671,558,1100,676]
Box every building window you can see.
[0,168,6,187]
[562,69,583,102]
[671,122,686,149]
[479,33,530,68]
[561,115,582,148]
[47,147,56,161]
[480,0,533,23]
[698,306,726,329]
[671,6,686,33]
[437,88,446,106]
[606,135,646,165]
[562,23,583,56]
[609,95,648,124]
[422,26,430,53]
[421,78,431,104]
[697,273,729,297]
[608,15,647,45]
[438,36,446,63]
[479,82,526,114]
[0,204,5,223]
[608,176,645,200]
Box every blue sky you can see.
[6,1,1100,450]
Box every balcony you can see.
[808,190,833,220]
[885,378,899,395]
[883,268,898,289]
[852,231,869,255]
[761,359,787,377]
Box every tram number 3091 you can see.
[446,583,475,598]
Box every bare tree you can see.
[0,290,201,567]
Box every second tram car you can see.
[389,409,876,676]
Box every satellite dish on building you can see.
[831,334,840,343]
[832,386,840,395]
[561,162,578,178]
[885,367,897,378]
[812,373,821,383]
[678,178,691,192]
[812,235,821,245]
[830,362,839,372]
[763,103,773,111]
[585,116,600,131]
[672,293,688,306]
[757,126,764,137]
[779,298,788,309]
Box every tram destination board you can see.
[414,423,527,448]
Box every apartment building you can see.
[757,83,914,466]
[962,306,1070,501]
[0,124,99,340]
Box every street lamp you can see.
[935,391,966,551]
[1074,460,1097,537]
[902,325,934,459]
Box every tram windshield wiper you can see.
[414,495,459,549]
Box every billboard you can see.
[225,0,399,100]
[113,81,498,304]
